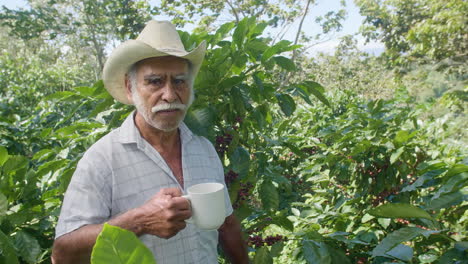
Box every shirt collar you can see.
[118,111,194,145]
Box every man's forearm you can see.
[52,208,143,264]
[219,214,249,264]
[52,224,103,264]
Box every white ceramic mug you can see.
[182,182,226,230]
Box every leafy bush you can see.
[0,17,466,264]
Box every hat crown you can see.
[136,20,186,52]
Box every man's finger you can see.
[171,196,191,210]
[160,187,183,197]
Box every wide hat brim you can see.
[102,39,206,104]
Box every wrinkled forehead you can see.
[134,56,190,75]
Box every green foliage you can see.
[91,223,156,264]
[356,0,468,72]
[0,3,466,263]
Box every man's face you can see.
[129,56,192,132]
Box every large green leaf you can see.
[445,164,468,178]
[0,230,19,264]
[2,155,28,175]
[302,240,331,264]
[0,192,7,222]
[426,189,468,210]
[432,172,468,199]
[401,169,446,192]
[91,223,155,264]
[271,215,294,232]
[218,75,244,92]
[259,179,279,211]
[385,244,413,261]
[253,247,273,264]
[327,245,351,264]
[184,107,215,138]
[261,40,297,62]
[13,231,41,264]
[0,146,8,166]
[229,147,250,178]
[275,93,296,117]
[372,227,438,257]
[213,21,235,45]
[273,56,296,71]
[299,81,331,107]
[390,147,405,164]
[232,17,254,48]
[368,203,433,220]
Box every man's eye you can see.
[174,79,185,86]
[149,79,162,85]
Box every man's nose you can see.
[161,82,177,103]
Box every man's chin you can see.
[149,119,183,132]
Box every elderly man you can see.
[52,20,248,264]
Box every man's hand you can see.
[136,188,192,239]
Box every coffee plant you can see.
[0,17,466,264]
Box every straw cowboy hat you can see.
[102,20,206,104]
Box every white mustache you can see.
[151,103,187,113]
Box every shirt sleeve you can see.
[55,148,112,239]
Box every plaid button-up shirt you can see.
[56,112,233,263]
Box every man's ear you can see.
[125,75,134,104]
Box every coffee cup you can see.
[182,182,226,230]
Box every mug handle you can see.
[182,194,194,224]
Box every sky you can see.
[0,0,384,55]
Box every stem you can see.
[282,0,313,88]
[292,0,312,63]
[226,0,240,23]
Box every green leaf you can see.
[0,146,8,166]
[184,107,215,138]
[436,248,467,264]
[232,17,250,48]
[2,155,28,175]
[390,147,405,164]
[372,227,438,257]
[270,241,285,258]
[385,244,413,261]
[378,218,391,229]
[327,246,351,264]
[74,86,95,97]
[260,179,279,211]
[213,22,235,44]
[302,240,331,264]
[445,164,468,178]
[275,93,296,117]
[300,81,331,107]
[247,40,269,61]
[261,40,294,62]
[368,203,433,220]
[271,215,294,232]
[36,159,69,179]
[13,231,41,264]
[432,172,468,199]
[426,190,467,210]
[253,247,272,264]
[233,203,252,223]
[91,223,155,264]
[273,56,296,71]
[0,230,19,264]
[293,86,313,105]
[401,169,445,192]
[218,75,244,92]
[0,192,7,221]
[229,147,250,178]
[89,97,115,118]
[394,130,414,145]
